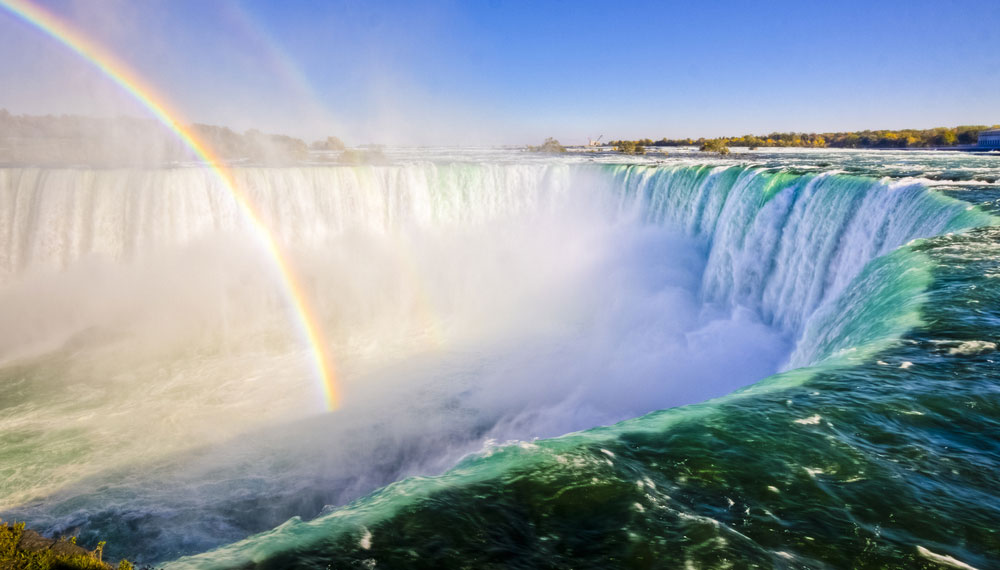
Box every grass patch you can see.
[0,520,134,570]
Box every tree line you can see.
[0,109,348,166]
[609,125,999,153]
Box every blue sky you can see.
[1,0,998,145]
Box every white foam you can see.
[948,341,996,355]
[794,415,822,425]
[916,546,978,570]
[359,527,373,550]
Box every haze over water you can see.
[0,146,997,569]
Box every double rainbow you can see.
[0,0,341,410]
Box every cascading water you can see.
[0,155,996,568]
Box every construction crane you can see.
[588,135,603,147]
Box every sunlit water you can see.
[1,148,998,568]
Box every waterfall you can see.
[0,161,989,565]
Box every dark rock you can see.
[16,528,55,551]
[50,539,93,557]
[12,528,112,568]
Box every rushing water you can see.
[1,148,998,568]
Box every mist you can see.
[0,149,976,565]
[0,164,792,560]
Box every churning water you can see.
[1,148,999,568]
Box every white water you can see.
[0,161,981,561]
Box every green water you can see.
[172,230,1000,570]
[162,157,999,569]
[2,151,998,569]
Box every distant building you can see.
[978,129,1000,148]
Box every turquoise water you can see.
[1,150,998,568]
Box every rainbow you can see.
[0,0,341,409]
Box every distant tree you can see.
[613,140,645,154]
[955,126,980,145]
[931,128,958,146]
[699,139,730,155]
[244,129,309,162]
[311,136,346,151]
[527,137,566,153]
